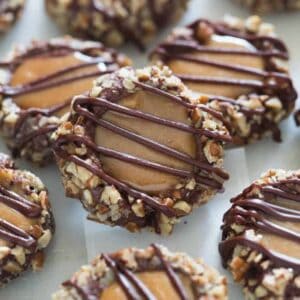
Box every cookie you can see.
[219,169,300,299]
[52,244,227,299]
[0,36,130,164]
[52,65,230,234]
[0,153,54,286]
[45,0,189,49]
[233,0,300,13]
[151,15,297,144]
[0,0,25,32]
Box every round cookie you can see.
[219,169,300,299]
[0,153,54,286]
[0,0,25,33]
[151,15,297,145]
[52,244,228,299]
[45,0,189,49]
[52,65,231,234]
[233,0,300,13]
[0,36,130,164]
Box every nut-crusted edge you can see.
[0,153,55,286]
[0,0,25,32]
[0,36,129,165]
[45,0,189,48]
[52,244,228,300]
[53,65,229,235]
[220,169,300,299]
[233,0,300,13]
[152,15,297,145]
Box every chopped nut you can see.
[0,246,11,260]
[31,251,45,271]
[173,201,192,214]
[38,229,52,249]
[195,22,214,43]
[132,200,145,217]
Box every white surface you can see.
[0,0,299,299]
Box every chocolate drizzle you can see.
[0,185,41,218]
[152,19,297,142]
[64,244,189,300]
[54,79,230,218]
[0,183,42,249]
[0,218,36,250]
[220,175,300,275]
[0,40,124,156]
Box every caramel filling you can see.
[0,170,38,246]
[168,34,265,98]
[0,202,37,247]
[11,52,100,115]
[100,271,194,300]
[257,200,300,259]
[95,91,196,194]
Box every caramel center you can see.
[0,170,38,246]
[100,271,194,300]
[95,91,196,195]
[258,199,300,259]
[167,34,265,98]
[11,52,100,114]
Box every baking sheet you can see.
[0,0,299,299]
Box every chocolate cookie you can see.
[52,244,228,299]
[219,169,300,299]
[0,36,130,164]
[0,153,54,286]
[151,15,297,145]
[53,65,231,234]
[233,0,300,13]
[45,0,189,49]
[0,0,25,32]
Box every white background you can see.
[0,0,299,299]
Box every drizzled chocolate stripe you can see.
[220,177,300,272]
[1,69,109,97]
[152,244,189,300]
[155,47,289,78]
[0,218,36,249]
[262,185,300,202]
[193,19,288,53]
[0,182,41,249]
[0,185,41,218]
[63,280,100,300]
[219,236,300,272]
[156,40,288,59]
[102,254,155,300]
